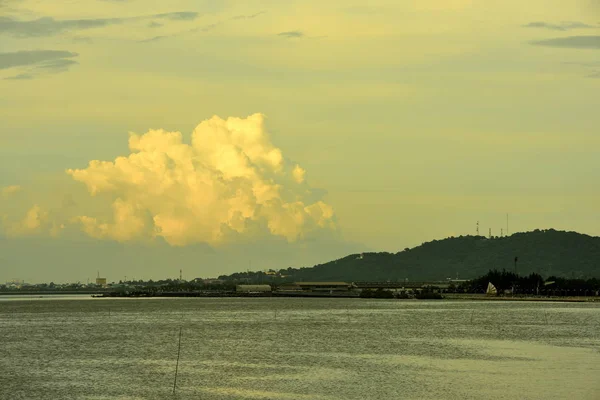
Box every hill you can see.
[220,229,600,282]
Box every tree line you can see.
[459,269,600,296]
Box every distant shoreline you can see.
[443,294,599,302]
[1,291,598,302]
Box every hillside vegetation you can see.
[220,229,600,282]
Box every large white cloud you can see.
[66,113,336,246]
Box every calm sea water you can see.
[1,296,599,400]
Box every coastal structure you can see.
[95,272,107,288]
[236,284,271,293]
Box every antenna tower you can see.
[506,214,509,235]
[489,228,491,239]
[179,269,182,281]
[476,221,479,236]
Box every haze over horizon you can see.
[1,0,599,283]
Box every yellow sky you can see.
[1,0,599,282]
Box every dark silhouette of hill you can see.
[221,229,600,282]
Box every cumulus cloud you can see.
[2,204,47,236]
[1,185,21,197]
[66,114,337,246]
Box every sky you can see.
[1,0,599,283]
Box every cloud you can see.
[64,114,337,246]
[0,50,78,69]
[139,11,264,42]
[1,185,21,197]
[0,16,123,37]
[0,50,78,79]
[531,36,600,49]
[154,12,198,21]
[232,11,266,20]
[148,21,162,28]
[277,31,304,38]
[35,58,78,72]
[139,35,166,43]
[562,61,600,67]
[588,71,600,78]
[72,36,94,44]
[5,72,34,80]
[523,21,596,31]
[0,12,199,37]
[2,204,49,237]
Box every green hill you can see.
[221,229,600,282]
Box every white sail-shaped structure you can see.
[486,282,497,295]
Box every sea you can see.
[1,296,599,400]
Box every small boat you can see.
[486,282,497,295]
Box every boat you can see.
[486,282,497,295]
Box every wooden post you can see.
[173,327,183,394]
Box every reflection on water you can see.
[0,298,598,400]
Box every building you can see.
[273,282,357,297]
[236,284,272,293]
[292,282,353,292]
[96,277,107,288]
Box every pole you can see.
[173,327,183,394]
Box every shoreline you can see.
[2,291,598,302]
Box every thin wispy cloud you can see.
[232,11,266,20]
[139,11,265,43]
[562,61,600,67]
[153,12,198,21]
[0,16,122,37]
[277,31,304,38]
[0,12,199,38]
[523,21,596,31]
[531,36,600,49]
[140,35,166,43]
[35,58,78,72]
[1,50,78,79]
[5,72,34,80]
[0,50,78,69]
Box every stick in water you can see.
[173,327,183,394]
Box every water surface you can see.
[1,298,598,399]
